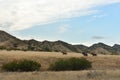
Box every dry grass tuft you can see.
[0,70,120,80]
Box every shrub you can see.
[18,60,41,71]
[49,57,92,71]
[49,60,70,71]
[2,60,41,72]
[2,60,19,71]
[0,46,6,50]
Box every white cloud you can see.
[0,0,120,31]
[93,14,107,18]
[58,24,69,34]
[87,14,107,23]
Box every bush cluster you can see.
[2,60,41,72]
[49,57,92,71]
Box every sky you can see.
[0,0,120,46]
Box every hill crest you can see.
[0,30,119,54]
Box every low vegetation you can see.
[0,51,120,80]
[2,59,41,72]
[49,57,92,71]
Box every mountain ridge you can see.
[0,30,119,54]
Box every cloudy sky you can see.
[0,0,120,46]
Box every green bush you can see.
[0,46,6,50]
[49,57,92,71]
[2,60,41,72]
[18,60,41,71]
[49,60,70,71]
[2,60,19,71]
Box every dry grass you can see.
[0,50,120,70]
[0,70,120,80]
[0,50,120,80]
[0,50,84,70]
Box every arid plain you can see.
[0,50,120,80]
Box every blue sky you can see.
[0,0,120,46]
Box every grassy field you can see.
[0,70,120,80]
[0,50,120,80]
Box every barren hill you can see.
[0,30,81,52]
[0,30,120,54]
[0,30,27,50]
[88,43,114,55]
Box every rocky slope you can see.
[0,30,120,54]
